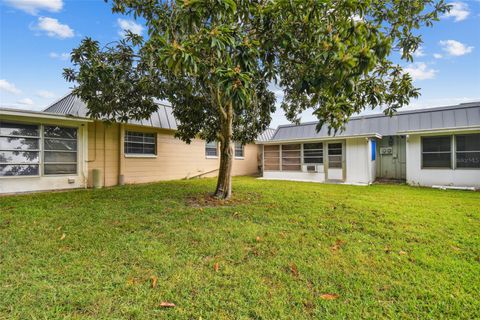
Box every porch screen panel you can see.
[303,143,323,164]
[328,143,343,168]
[456,134,480,168]
[0,122,40,176]
[43,125,78,175]
[282,144,301,171]
[264,145,280,170]
[422,136,451,168]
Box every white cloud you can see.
[117,18,143,37]
[17,98,34,105]
[33,17,74,39]
[439,40,473,56]
[49,52,70,60]
[0,79,21,94]
[433,53,443,59]
[36,90,55,99]
[412,46,426,58]
[443,2,470,22]
[404,62,437,81]
[4,0,63,15]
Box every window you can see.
[125,131,156,155]
[328,143,343,168]
[282,144,301,171]
[303,143,323,164]
[205,141,218,157]
[0,122,40,176]
[422,136,451,168]
[235,142,244,158]
[264,145,280,170]
[43,125,78,175]
[456,134,480,168]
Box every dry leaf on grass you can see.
[330,239,344,251]
[126,278,137,286]
[213,262,219,272]
[399,250,407,255]
[60,233,66,240]
[290,263,299,277]
[160,302,176,308]
[320,293,339,300]
[150,276,158,288]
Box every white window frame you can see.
[0,121,41,177]
[455,133,480,169]
[124,131,157,157]
[43,125,78,176]
[421,135,453,169]
[0,121,79,178]
[234,142,245,159]
[205,141,218,158]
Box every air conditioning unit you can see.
[303,164,318,173]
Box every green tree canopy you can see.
[64,0,449,198]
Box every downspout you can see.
[82,124,88,189]
[103,122,106,187]
[85,121,98,189]
[118,123,125,185]
[366,138,371,184]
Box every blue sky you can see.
[1,0,479,127]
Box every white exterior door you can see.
[327,142,344,181]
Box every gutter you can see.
[256,133,382,145]
[398,125,480,135]
[0,108,93,122]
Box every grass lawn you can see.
[1,177,479,319]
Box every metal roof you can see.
[269,102,480,142]
[43,93,178,130]
[256,128,276,142]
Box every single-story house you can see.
[1,96,479,194]
[0,93,259,194]
[256,102,480,188]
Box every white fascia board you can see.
[399,126,480,135]
[0,108,92,123]
[256,133,382,145]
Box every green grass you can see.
[1,177,479,319]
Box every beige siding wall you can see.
[87,122,120,187]
[87,121,259,187]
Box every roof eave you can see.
[256,133,382,144]
[0,108,93,122]
[398,125,480,135]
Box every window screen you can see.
[125,131,156,155]
[43,125,78,175]
[235,142,244,158]
[282,144,301,171]
[0,122,40,176]
[456,134,480,168]
[422,136,451,168]
[303,143,323,164]
[264,145,280,171]
[205,141,218,157]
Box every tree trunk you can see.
[214,138,233,199]
[214,102,234,199]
